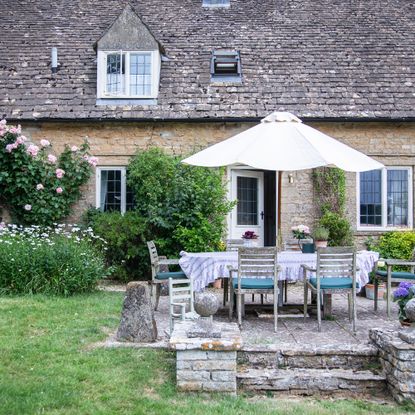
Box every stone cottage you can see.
[1,0,414,245]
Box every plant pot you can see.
[243,239,258,247]
[314,240,328,248]
[365,283,386,300]
[301,243,315,254]
[400,319,412,327]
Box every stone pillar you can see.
[116,282,157,342]
[169,321,242,394]
[370,328,415,404]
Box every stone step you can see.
[237,367,387,397]
[238,345,380,370]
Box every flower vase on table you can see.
[291,224,314,253]
[242,231,259,247]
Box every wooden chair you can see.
[147,241,187,311]
[168,278,199,335]
[302,247,357,332]
[222,239,246,305]
[228,247,279,332]
[373,248,415,317]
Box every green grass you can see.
[0,291,413,415]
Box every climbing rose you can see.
[56,187,63,194]
[71,145,78,152]
[36,184,44,191]
[55,168,65,179]
[24,204,32,211]
[26,144,39,157]
[40,139,50,147]
[88,156,98,167]
[47,154,57,164]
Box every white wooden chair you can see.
[147,241,187,310]
[228,247,279,332]
[168,278,199,335]
[226,239,245,251]
[302,247,357,332]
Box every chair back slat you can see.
[147,240,159,265]
[169,278,194,313]
[238,247,278,278]
[226,239,245,251]
[316,246,356,280]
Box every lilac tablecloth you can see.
[179,250,379,292]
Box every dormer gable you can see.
[96,4,163,102]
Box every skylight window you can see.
[203,0,230,7]
[210,50,241,82]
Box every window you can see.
[358,167,412,229]
[237,176,258,225]
[97,50,160,99]
[96,167,135,213]
[203,0,230,7]
[210,50,241,82]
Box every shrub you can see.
[0,119,97,225]
[376,231,415,262]
[0,224,108,295]
[312,226,329,241]
[319,211,354,246]
[87,211,151,281]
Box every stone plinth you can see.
[169,321,242,394]
[370,328,415,404]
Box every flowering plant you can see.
[242,230,258,240]
[0,119,97,225]
[393,281,415,321]
[291,224,310,240]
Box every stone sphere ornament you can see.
[404,298,415,323]
[194,292,220,317]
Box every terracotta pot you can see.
[365,283,386,300]
[400,319,412,327]
[314,240,328,248]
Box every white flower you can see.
[24,204,32,211]
[40,139,50,147]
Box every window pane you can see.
[360,170,382,226]
[237,177,258,225]
[106,53,125,95]
[130,53,152,96]
[387,170,408,226]
[100,170,122,212]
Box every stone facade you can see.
[3,120,415,244]
[370,328,415,404]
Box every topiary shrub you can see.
[0,224,108,295]
[319,211,354,247]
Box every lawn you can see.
[0,291,413,415]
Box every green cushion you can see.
[375,270,415,280]
[309,277,359,290]
[232,278,274,290]
[155,271,187,280]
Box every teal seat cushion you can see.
[375,270,415,280]
[232,278,274,290]
[309,277,359,290]
[155,271,186,280]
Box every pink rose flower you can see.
[0,119,6,126]
[88,156,98,167]
[9,125,21,134]
[36,184,44,191]
[24,204,32,211]
[71,145,78,152]
[56,187,63,194]
[47,154,57,164]
[26,144,39,157]
[55,168,65,179]
[40,139,50,147]
[16,137,25,145]
[6,143,15,152]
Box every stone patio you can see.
[103,282,401,350]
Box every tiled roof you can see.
[1,0,415,121]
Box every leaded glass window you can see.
[237,176,258,225]
[130,53,152,96]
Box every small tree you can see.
[0,120,97,225]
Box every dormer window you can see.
[98,50,158,98]
[211,50,241,82]
[203,0,230,7]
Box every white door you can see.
[230,170,264,246]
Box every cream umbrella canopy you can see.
[182,112,384,240]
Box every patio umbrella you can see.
[182,112,384,238]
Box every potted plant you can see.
[312,226,329,248]
[365,273,386,301]
[241,230,259,247]
[291,225,314,253]
[393,282,415,326]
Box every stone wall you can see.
[4,120,415,243]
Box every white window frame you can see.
[97,50,160,99]
[356,167,413,231]
[96,167,128,214]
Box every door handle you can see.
[260,211,264,220]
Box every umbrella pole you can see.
[277,171,282,248]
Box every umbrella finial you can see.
[261,112,302,123]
